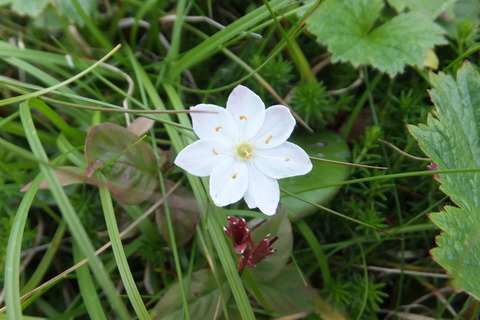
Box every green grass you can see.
[1,0,480,319]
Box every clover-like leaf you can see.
[408,61,480,299]
[155,269,230,320]
[307,0,446,76]
[85,122,159,205]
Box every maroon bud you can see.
[224,217,278,274]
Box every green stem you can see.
[341,72,383,139]
[284,167,480,193]
[98,178,151,319]
[20,100,131,319]
[296,220,331,289]
[4,175,43,319]
[0,44,122,107]
[283,189,401,239]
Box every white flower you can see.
[174,85,313,215]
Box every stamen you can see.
[239,115,247,120]
[284,157,290,161]
[212,149,219,155]
[245,151,253,159]
[232,173,238,179]
[265,135,273,144]
[215,126,223,132]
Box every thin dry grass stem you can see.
[97,62,134,126]
[0,77,212,115]
[118,17,199,89]
[14,27,133,125]
[4,39,134,125]
[310,53,365,95]
[407,287,455,316]
[68,25,93,55]
[195,223,216,274]
[19,216,45,274]
[327,68,364,95]
[379,139,430,161]
[0,216,48,305]
[254,74,314,133]
[275,312,310,320]
[382,310,441,320]
[0,184,179,313]
[160,15,262,39]
[310,53,331,74]
[14,35,26,83]
[213,295,223,320]
[381,288,456,319]
[357,265,450,279]
[143,264,155,295]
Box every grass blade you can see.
[19,100,131,319]
[98,177,151,319]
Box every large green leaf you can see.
[307,0,445,76]
[11,0,49,16]
[85,122,158,205]
[280,131,350,220]
[250,267,315,315]
[156,182,200,247]
[155,269,230,320]
[408,62,480,299]
[387,0,457,18]
[249,209,293,283]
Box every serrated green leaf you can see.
[56,0,97,27]
[155,269,230,320]
[12,0,49,17]
[408,61,480,299]
[307,0,446,76]
[11,0,49,16]
[387,0,457,18]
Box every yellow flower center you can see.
[236,142,255,160]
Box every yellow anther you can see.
[232,173,238,179]
[239,115,247,120]
[212,149,219,155]
[215,126,222,132]
[265,135,273,144]
[284,157,290,161]
[245,151,253,159]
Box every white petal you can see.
[190,104,238,142]
[244,164,279,215]
[243,187,257,209]
[210,158,248,207]
[174,139,232,177]
[254,142,313,179]
[226,85,265,140]
[251,105,295,149]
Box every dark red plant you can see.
[224,216,278,274]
